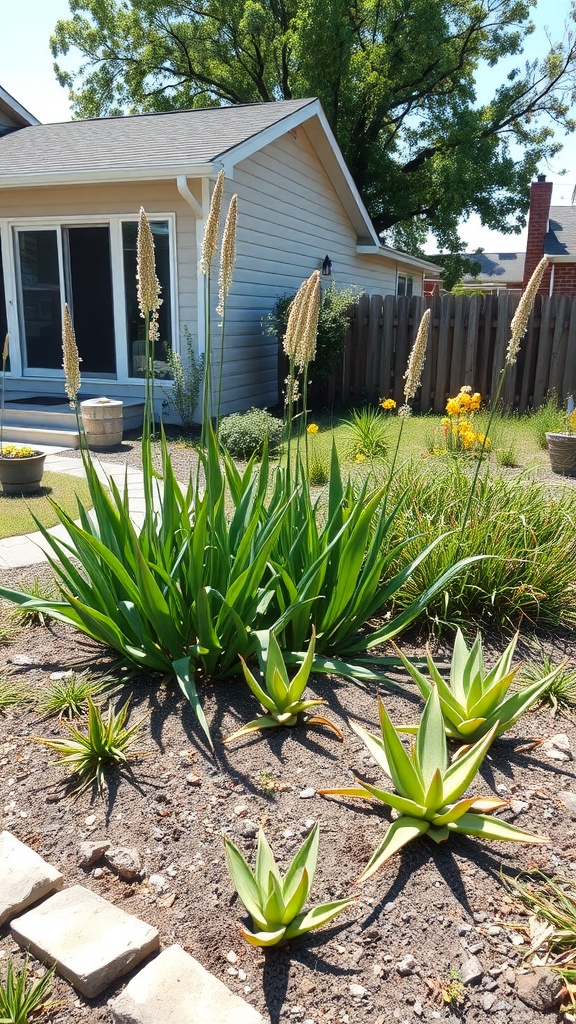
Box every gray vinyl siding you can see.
[218,127,411,414]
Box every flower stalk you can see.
[455,256,548,556]
[216,192,238,426]
[387,308,430,486]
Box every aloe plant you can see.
[225,824,355,946]
[223,627,342,743]
[393,629,563,742]
[320,687,549,883]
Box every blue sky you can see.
[2,0,576,255]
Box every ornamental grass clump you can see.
[0,956,55,1024]
[320,687,549,882]
[225,824,355,946]
[393,629,563,743]
[224,628,342,743]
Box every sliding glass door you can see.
[17,225,116,377]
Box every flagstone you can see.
[0,831,63,926]
[11,885,159,997]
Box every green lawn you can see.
[0,471,93,539]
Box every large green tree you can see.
[51,0,576,254]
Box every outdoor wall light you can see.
[321,254,332,276]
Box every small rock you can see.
[559,791,576,818]
[299,977,316,994]
[49,670,73,680]
[299,788,316,799]
[234,805,249,817]
[473,911,488,923]
[458,923,472,935]
[238,969,247,982]
[84,815,96,827]
[237,820,259,839]
[483,993,497,1011]
[283,829,296,839]
[349,983,368,998]
[396,954,417,976]
[460,956,483,985]
[149,874,169,895]
[186,772,201,786]
[509,800,529,817]
[104,846,142,881]
[468,942,484,955]
[226,951,238,964]
[8,654,37,666]
[413,1002,423,1017]
[78,840,110,869]
[541,733,572,761]
[516,970,563,1011]
[93,868,104,879]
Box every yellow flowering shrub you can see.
[380,398,397,411]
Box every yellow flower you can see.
[380,398,397,411]
[470,393,481,411]
[458,392,471,409]
[355,453,366,462]
[458,420,472,434]
[446,398,460,416]
[307,423,319,435]
[462,431,476,449]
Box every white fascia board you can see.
[0,86,40,126]
[545,253,575,263]
[0,162,219,189]
[357,244,443,274]
[219,99,379,244]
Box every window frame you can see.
[1,212,178,384]
[397,272,414,298]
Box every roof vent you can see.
[537,173,547,182]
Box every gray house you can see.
[0,89,440,437]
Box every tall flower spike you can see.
[283,277,310,361]
[200,169,225,275]
[62,304,82,408]
[2,333,8,366]
[403,307,431,411]
[217,194,238,316]
[296,270,321,370]
[137,208,162,318]
[507,256,548,365]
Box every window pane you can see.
[122,221,172,379]
[0,237,8,370]
[66,226,116,376]
[18,230,62,370]
[406,276,414,297]
[397,275,406,296]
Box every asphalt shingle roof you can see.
[462,251,525,283]
[545,206,576,258]
[0,98,315,179]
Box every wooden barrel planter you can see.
[546,432,576,477]
[81,398,123,449]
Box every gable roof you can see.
[545,206,576,259]
[0,85,40,131]
[0,98,314,180]
[0,96,441,273]
[462,251,525,283]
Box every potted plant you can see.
[0,335,46,494]
[546,396,576,477]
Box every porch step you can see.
[1,397,145,450]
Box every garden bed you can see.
[2,597,576,1024]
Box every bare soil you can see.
[2,594,576,1024]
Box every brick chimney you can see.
[523,173,553,292]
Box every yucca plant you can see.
[33,697,146,793]
[393,629,563,742]
[223,627,342,742]
[225,824,355,946]
[320,688,548,883]
[0,956,54,1024]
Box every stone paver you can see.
[109,944,267,1024]
[11,885,159,997]
[0,831,64,927]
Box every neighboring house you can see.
[424,252,525,296]
[0,85,39,136]
[0,92,441,418]
[523,175,576,294]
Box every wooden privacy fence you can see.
[283,292,576,412]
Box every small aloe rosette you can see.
[393,629,564,743]
[225,824,355,946]
[320,688,548,883]
[223,627,342,742]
